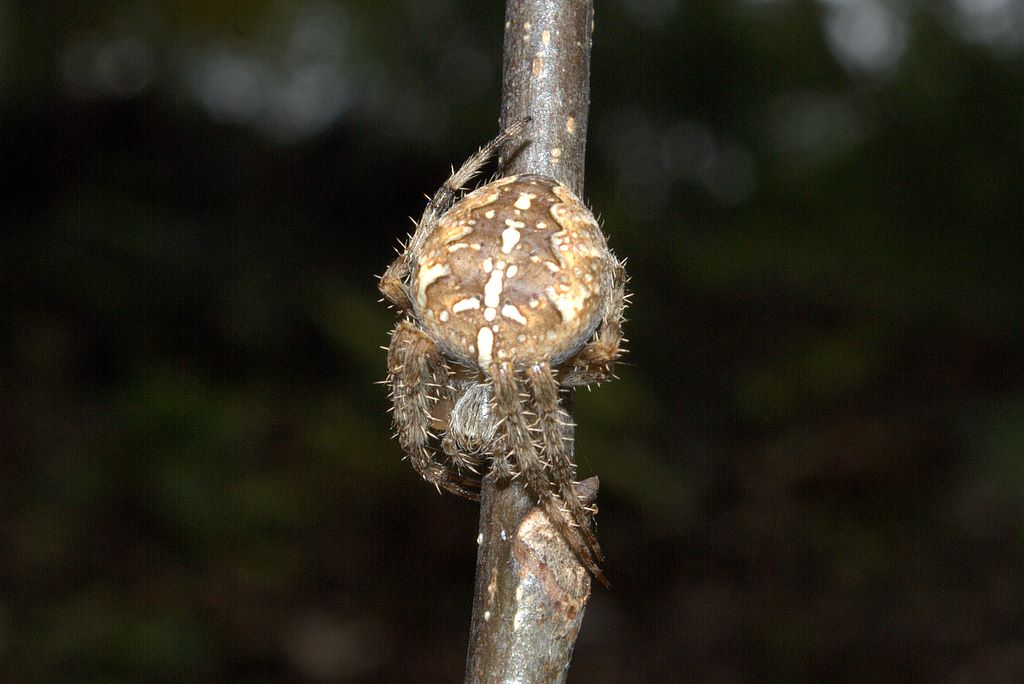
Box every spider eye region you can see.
[411,174,612,368]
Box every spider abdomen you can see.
[412,174,612,369]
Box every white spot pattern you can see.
[501,226,521,254]
[452,297,481,313]
[484,269,504,308]
[416,262,449,308]
[477,326,494,365]
[501,304,528,325]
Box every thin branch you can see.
[498,0,592,193]
[465,1,596,682]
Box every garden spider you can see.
[380,121,626,585]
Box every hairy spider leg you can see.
[410,117,530,258]
[388,320,481,500]
[491,361,608,586]
[378,118,531,313]
[526,362,606,567]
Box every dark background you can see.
[4,0,1024,681]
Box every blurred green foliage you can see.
[3,0,1024,681]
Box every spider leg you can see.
[388,320,480,500]
[414,117,531,247]
[491,361,607,586]
[560,258,628,388]
[526,362,605,565]
[379,118,531,312]
[380,256,414,311]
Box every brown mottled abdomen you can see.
[412,174,611,368]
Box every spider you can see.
[379,121,626,586]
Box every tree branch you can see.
[465,1,595,682]
[498,0,592,193]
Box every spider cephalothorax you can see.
[379,122,626,585]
